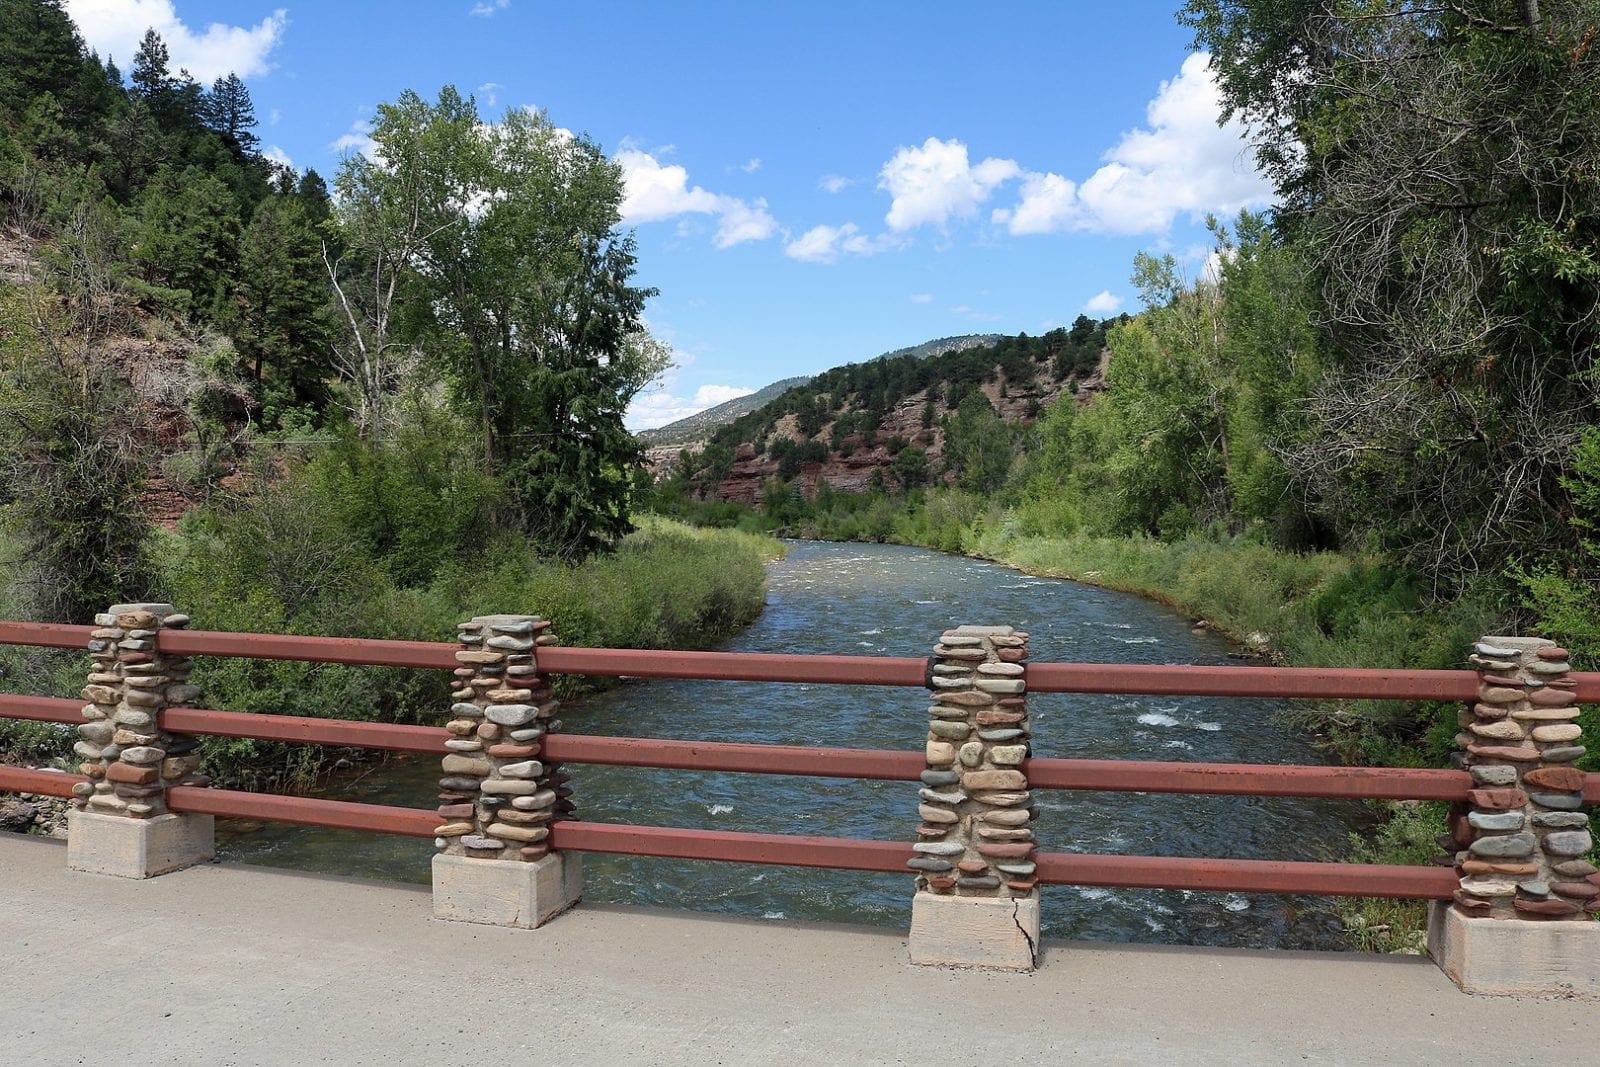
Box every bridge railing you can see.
[1,614,1595,990]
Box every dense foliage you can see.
[0,1,666,630]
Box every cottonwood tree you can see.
[333,87,658,556]
[1185,0,1600,591]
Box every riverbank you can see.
[0,518,783,792]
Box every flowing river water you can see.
[216,540,1375,950]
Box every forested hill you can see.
[640,334,1005,447]
[663,320,1115,503]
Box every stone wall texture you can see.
[435,615,572,861]
[1449,637,1598,919]
[71,603,207,816]
[909,625,1038,899]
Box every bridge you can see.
[3,606,1599,1058]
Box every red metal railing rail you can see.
[5,692,1597,803]
[6,620,1600,701]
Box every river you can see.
[216,539,1372,950]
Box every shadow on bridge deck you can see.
[3,835,1595,1065]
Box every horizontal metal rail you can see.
[167,785,439,836]
[542,822,1455,898]
[0,766,1505,899]
[7,618,1600,700]
[162,707,445,755]
[0,694,82,724]
[0,765,83,797]
[8,695,1600,801]
[1032,852,1456,899]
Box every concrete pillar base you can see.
[432,853,581,929]
[908,891,1039,971]
[1427,902,1600,996]
[66,810,215,878]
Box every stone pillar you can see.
[67,603,213,877]
[431,614,580,928]
[1427,636,1600,995]
[907,624,1039,971]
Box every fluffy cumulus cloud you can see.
[262,144,293,170]
[782,222,900,264]
[879,137,1019,232]
[1083,289,1124,315]
[627,381,755,431]
[65,1,287,81]
[469,0,510,16]
[818,174,852,194]
[994,54,1271,236]
[617,148,777,249]
[330,118,375,157]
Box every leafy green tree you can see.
[1185,0,1600,587]
[336,88,656,557]
[943,392,1013,495]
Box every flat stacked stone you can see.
[71,603,206,818]
[910,625,1036,900]
[436,615,569,862]
[1448,636,1596,920]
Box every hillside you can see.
[641,334,1005,451]
[641,376,813,446]
[668,319,1114,503]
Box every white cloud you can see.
[268,107,281,126]
[910,293,933,304]
[819,175,853,194]
[65,1,287,81]
[997,53,1271,237]
[1083,290,1124,315]
[330,118,375,158]
[617,148,777,248]
[783,222,901,264]
[262,144,293,170]
[476,82,502,108]
[628,382,755,430]
[879,137,1020,232]
[741,157,762,174]
[469,0,510,16]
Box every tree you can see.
[129,28,172,103]
[1185,0,1600,588]
[943,392,1013,495]
[233,195,335,423]
[205,73,259,153]
[0,0,83,119]
[335,88,657,557]
[127,164,242,319]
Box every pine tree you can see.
[129,28,171,99]
[204,73,259,153]
[234,195,335,424]
[0,0,85,119]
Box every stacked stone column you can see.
[1448,636,1596,920]
[908,624,1039,970]
[435,614,570,862]
[70,603,207,817]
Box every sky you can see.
[61,0,1274,428]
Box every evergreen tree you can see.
[233,196,335,423]
[129,28,172,101]
[204,72,259,153]
[0,0,84,119]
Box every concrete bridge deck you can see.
[4,836,1597,1065]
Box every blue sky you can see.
[63,1,1273,427]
